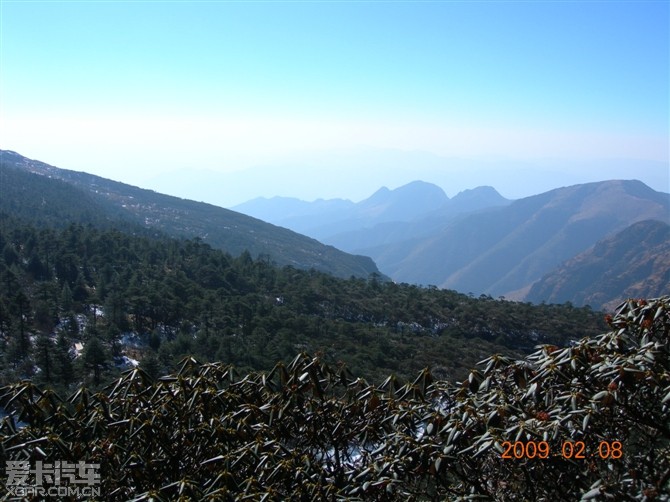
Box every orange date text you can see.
[500,440,622,460]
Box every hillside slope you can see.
[0,150,379,278]
[525,219,670,310]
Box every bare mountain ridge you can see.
[233,180,452,234]
[322,185,511,252]
[0,150,380,279]
[366,180,669,298]
[525,219,670,311]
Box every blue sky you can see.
[1,1,668,204]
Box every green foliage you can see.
[1,297,668,500]
[82,336,108,386]
[0,213,605,391]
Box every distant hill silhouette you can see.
[232,196,356,236]
[525,219,670,310]
[322,185,510,252]
[0,150,379,278]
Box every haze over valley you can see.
[146,149,670,208]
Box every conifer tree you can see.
[82,336,107,386]
[33,332,54,384]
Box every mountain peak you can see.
[397,179,447,193]
[357,181,449,221]
[453,185,501,197]
[366,186,392,202]
[451,186,508,205]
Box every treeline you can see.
[0,213,605,393]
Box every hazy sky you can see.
[1,1,668,205]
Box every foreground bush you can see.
[1,297,668,501]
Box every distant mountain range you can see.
[0,150,379,279]
[234,178,670,306]
[233,181,510,243]
[146,147,670,209]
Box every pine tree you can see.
[82,336,107,386]
[33,332,54,384]
[60,283,74,313]
[54,332,74,387]
[140,351,162,381]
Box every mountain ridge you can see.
[4,150,667,306]
[0,150,380,279]
[233,182,510,243]
[375,180,669,296]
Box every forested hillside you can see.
[0,150,379,279]
[0,213,604,395]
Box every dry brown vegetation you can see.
[1,296,668,500]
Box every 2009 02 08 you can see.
[500,440,622,459]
